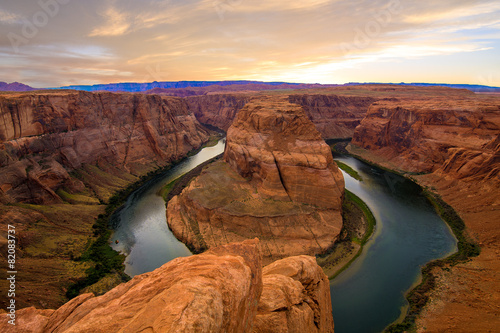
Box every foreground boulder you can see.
[254,256,334,333]
[1,240,334,333]
[167,96,344,263]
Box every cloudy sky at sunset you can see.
[1,0,499,88]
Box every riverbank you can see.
[339,143,492,332]
[65,134,222,299]
[159,141,377,279]
[316,189,376,279]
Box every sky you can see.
[1,0,499,88]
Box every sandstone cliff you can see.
[288,94,376,139]
[351,96,500,180]
[186,94,251,131]
[348,92,500,332]
[0,240,334,333]
[224,96,344,208]
[0,91,211,204]
[0,91,211,310]
[167,96,344,263]
[186,93,375,139]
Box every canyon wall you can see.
[351,96,500,180]
[288,94,376,139]
[349,93,500,332]
[167,96,344,263]
[186,93,375,139]
[0,91,211,310]
[186,94,251,131]
[0,91,211,204]
[1,240,334,333]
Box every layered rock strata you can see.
[186,94,251,131]
[349,93,500,332]
[186,93,376,139]
[288,94,376,139]
[0,91,210,204]
[167,96,344,263]
[351,96,500,179]
[0,240,335,333]
[0,90,211,310]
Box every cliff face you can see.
[0,91,211,204]
[289,94,376,139]
[351,97,500,180]
[0,91,211,310]
[349,93,500,332]
[167,96,344,263]
[224,96,344,208]
[1,240,335,333]
[186,93,375,139]
[186,94,251,131]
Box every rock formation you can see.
[167,96,344,263]
[0,240,335,333]
[253,255,334,333]
[186,93,375,139]
[0,91,211,204]
[348,91,500,332]
[0,90,211,310]
[288,94,376,139]
[186,94,251,131]
[351,96,500,180]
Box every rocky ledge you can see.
[1,239,334,333]
[167,96,344,263]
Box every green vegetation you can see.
[425,192,481,260]
[345,190,375,245]
[56,189,100,205]
[157,176,182,201]
[330,190,375,279]
[335,160,363,182]
[317,189,376,280]
[66,162,182,298]
[384,191,480,332]
[66,138,223,299]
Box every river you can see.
[330,155,457,332]
[110,139,226,276]
[110,140,457,332]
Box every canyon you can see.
[0,91,211,204]
[1,85,499,332]
[348,90,500,332]
[185,92,376,139]
[167,96,345,264]
[0,90,211,309]
[0,239,335,333]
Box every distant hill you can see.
[0,82,37,91]
[58,81,337,93]
[143,82,342,97]
[59,80,500,94]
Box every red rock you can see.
[186,93,375,139]
[0,240,335,333]
[254,255,334,333]
[289,94,376,139]
[224,96,344,209]
[167,96,344,263]
[348,90,500,332]
[0,91,211,204]
[351,96,500,180]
